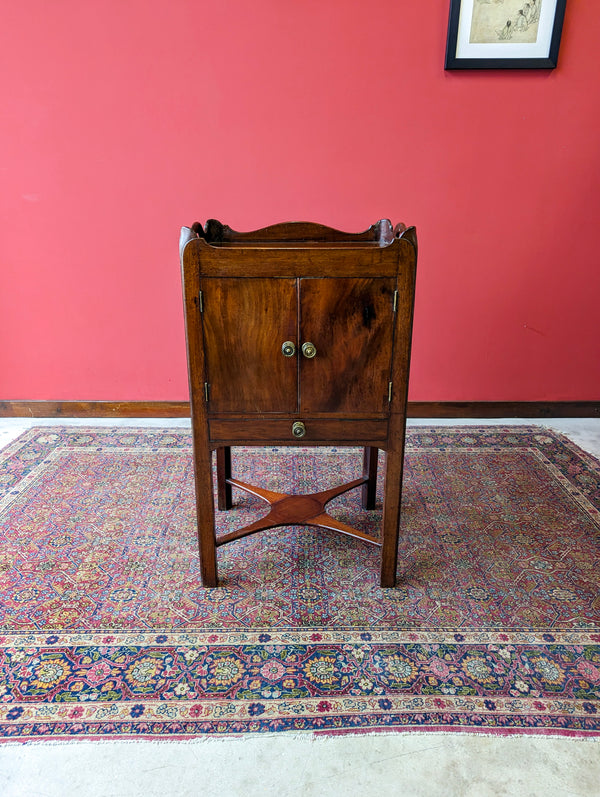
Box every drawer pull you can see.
[281,341,296,357]
[292,421,306,438]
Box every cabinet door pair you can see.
[200,277,397,416]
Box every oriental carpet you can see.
[0,426,599,740]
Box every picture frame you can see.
[445,0,567,69]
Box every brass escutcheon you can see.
[281,341,296,357]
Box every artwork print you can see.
[445,0,566,69]
[470,0,542,44]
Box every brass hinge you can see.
[198,290,204,313]
[388,382,393,403]
[204,382,210,402]
[393,290,398,313]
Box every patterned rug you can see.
[1,426,599,740]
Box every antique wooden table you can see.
[180,219,417,587]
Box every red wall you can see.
[1,1,599,402]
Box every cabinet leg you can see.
[361,446,379,509]
[380,448,405,588]
[216,446,233,510]
[190,431,219,587]
[194,465,219,587]
[197,523,218,587]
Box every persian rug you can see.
[0,426,599,741]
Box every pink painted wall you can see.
[1,1,599,402]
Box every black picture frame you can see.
[445,0,567,69]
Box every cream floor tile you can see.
[0,733,599,797]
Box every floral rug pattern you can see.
[0,426,599,739]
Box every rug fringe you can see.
[2,727,600,747]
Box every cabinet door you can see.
[201,278,298,414]
[299,278,396,414]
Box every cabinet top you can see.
[180,219,416,257]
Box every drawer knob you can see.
[281,341,296,357]
[292,421,306,438]
[301,342,317,359]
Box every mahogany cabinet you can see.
[180,219,417,588]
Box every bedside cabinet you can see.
[180,219,417,587]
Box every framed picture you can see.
[445,0,567,69]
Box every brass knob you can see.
[281,341,296,357]
[292,421,306,438]
[301,342,317,359]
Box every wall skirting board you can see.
[1,401,599,419]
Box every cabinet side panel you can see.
[181,247,218,585]
[381,236,418,586]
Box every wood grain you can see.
[201,278,298,414]
[208,417,389,445]
[299,277,396,414]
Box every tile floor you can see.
[0,417,599,797]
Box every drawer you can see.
[208,417,388,445]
